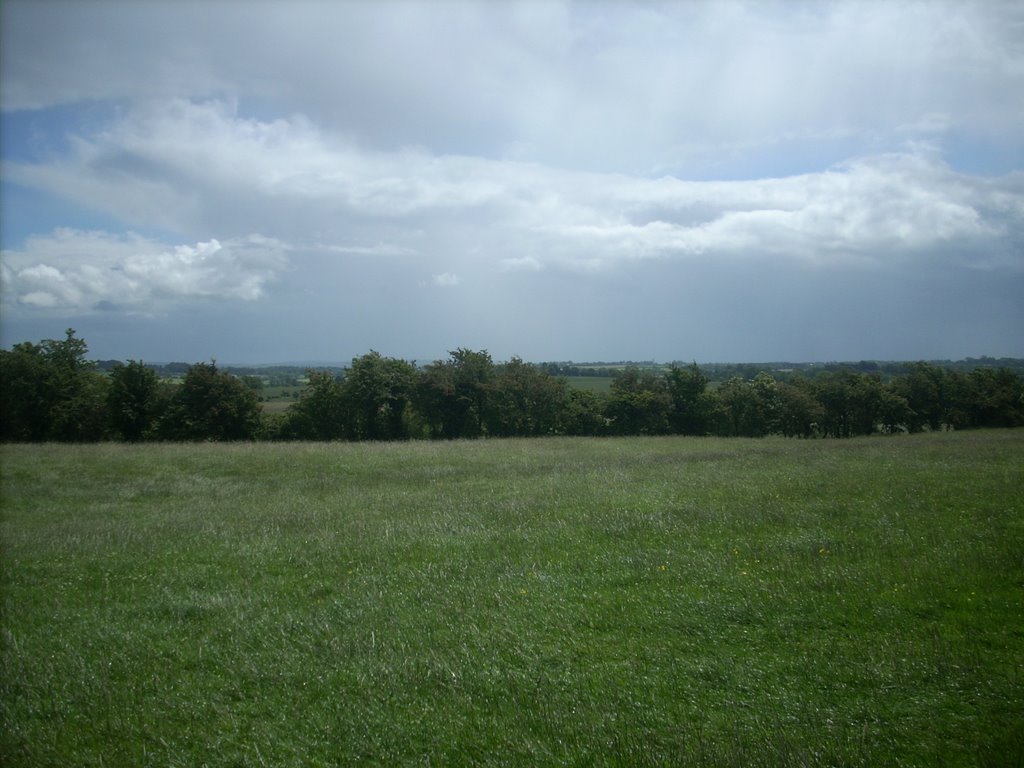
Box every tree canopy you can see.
[3,331,1022,443]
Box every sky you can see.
[1,0,1022,365]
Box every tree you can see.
[342,351,416,440]
[713,376,778,437]
[965,368,1024,428]
[776,377,825,438]
[814,370,883,438]
[878,387,913,434]
[281,370,347,440]
[160,362,262,440]
[606,367,671,435]
[0,329,109,441]
[562,388,608,436]
[413,349,494,438]
[891,362,948,432]
[0,342,53,441]
[665,363,711,435]
[485,357,568,437]
[107,361,161,441]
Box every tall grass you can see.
[2,432,1022,766]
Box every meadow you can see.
[1,432,1022,766]
[563,375,615,394]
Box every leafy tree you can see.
[413,349,494,438]
[281,370,347,440]
[107,360,161,441]
[814,370,883,437]
[485,357,568,437]
[713,375,778,437]
[159,361,262,441]
[606,367,671,435]
[0,342,53,441]
[776,378,825,438]
[965,368,1024,428]
[891,362,949,432]
[665,363,711,435]
[342,351,417,440]
[0,329,108,441]
[878,387,913,434]
[562,388,608,436]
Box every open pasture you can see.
[563,375,615,393]
[2,432,1022,766]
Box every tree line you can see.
[2,329,1022,443]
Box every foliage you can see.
[606,366,671,435]
[157,361,262,441]
[775,378,825,438]
[277,370,346,440]
[0,329,109,441]
[107,360,162,441]
[485,356,568,437]
[814,370,884,438]
[341,351,417,440]
[665,362,711,435]
[2,330,1023,442]
[413,348,495,439]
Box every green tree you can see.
[342,351,417,440]
[665,363,711,435]
[815,370,883,437]
[107,360,161,441]
[965,368,1024,428]
[0,341,53,440]
[891,362,949,432]
[413,349,494,438]
[776,378,825,438]
[878,387,913,434]
[0,329,109,441]
[160,362,262,441]
[562,388,608,436]
[713,375,778,437]
[281,370,347,440]
[606,367,671,435]
[485,357,568,437]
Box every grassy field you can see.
[563,375,615,393]
[258,385,302,415]
[2,432,1022,766]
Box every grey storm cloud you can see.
[1,0,1022,362]
[4,1,1023,170]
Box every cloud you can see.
[500,256,542,272]
[432,273,461,288]
[1,229,289,312]
[1,3,1021,361]
[3,1,1022,173]
[5,100,1022,298]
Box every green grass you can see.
[258,385,302,415]
[564,375,615,393]
[2,432,1023,766]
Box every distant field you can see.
[563,375,615,393]
[258,385,302,414]
[2,432,1022,766]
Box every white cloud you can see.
[5,101,1023,295]
[1,229,289,312]
[3,2,1022,173]
[500,256,542,272]
[432,273,461,288]
[1,3,1021,360]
